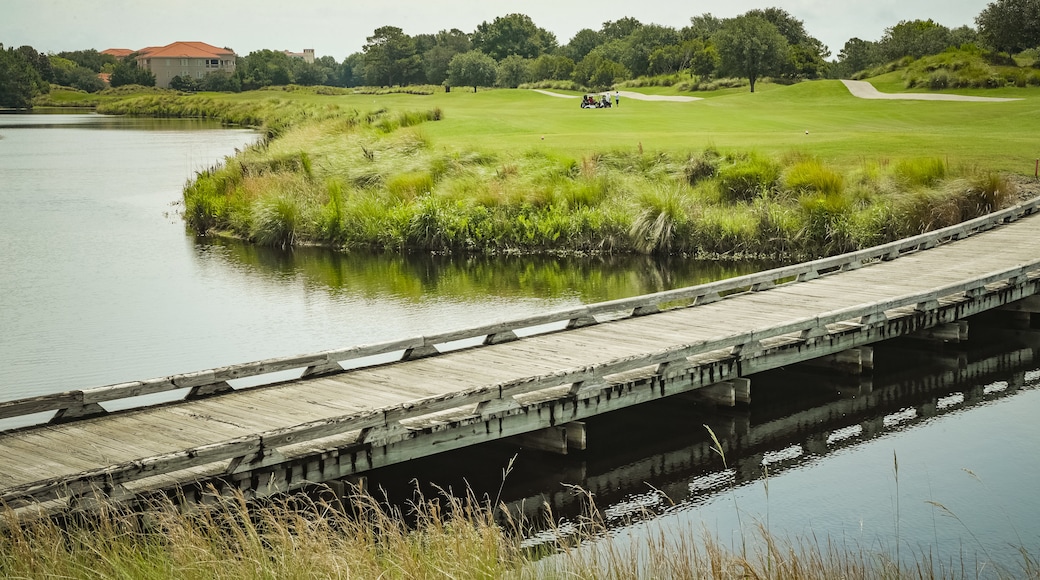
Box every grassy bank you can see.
[92,80,1040,258]
[3,486,1035,579]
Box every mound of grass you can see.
[90,82,1034,258]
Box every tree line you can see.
[3,0,1038,108]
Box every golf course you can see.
[94,70,1033,259]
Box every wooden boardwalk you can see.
[3,199,1040,513]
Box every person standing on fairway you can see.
[614,91,620,107]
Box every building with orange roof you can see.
[135,41,237,88]
[101,48,135,59]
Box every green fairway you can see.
[384,80,1037,174]
[95,80,1039,257]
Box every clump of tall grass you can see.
[675,77,749,92]
[630,187,693,254]
[251,192,308,248]
[386,171,435,201]
[5,481,1037,579]
[894,157,948,188]
[683,148,721,186]
[0,486,520,579]
[716,153,782,203]
[784,159,844,196]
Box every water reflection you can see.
[195,237,777,303]
[357,330,1040,566]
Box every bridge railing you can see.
[2,196,1038,428]
[4,255,1039,507]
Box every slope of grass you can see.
[93,80,1040,256]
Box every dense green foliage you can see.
[0,44,48,108]
[448,51,498,92]
[976,0,1040,56]
[714,15,789,93]
[115,87,1021,259]
[8,1,1039,104]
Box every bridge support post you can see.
[690,378,751,407]
[509,422,586,455]
[912,321,969,343]
[800,347,873,375]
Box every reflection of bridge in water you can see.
[4,200,1040,515]
[494,337,1039,534]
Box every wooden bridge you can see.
[3,198,1040,515]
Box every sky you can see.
[3,0,992,61]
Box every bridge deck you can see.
[2,203,1040,508]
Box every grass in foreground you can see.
[2,486,1036,579]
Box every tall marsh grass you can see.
[163,93,1026,258]
[4,483,1034,579]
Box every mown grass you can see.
[3,485,1035,580]
[91,77,1040,257]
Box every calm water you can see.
[1,113,1037,574]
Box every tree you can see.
[0,44,47,108]
[338,53,364,87]
[49,55,106,92]
[169,75,199,91]
[496,55,530,87]
[976,0,1040,56]
[714,15,789,92]
[55,49,115,72]
[362,26,419,86]
[423,29,472,85]
[833,38,880,78]
[201,69,240,92]
[562,28,603,61]
[572,52,629,89]
[529,54,575,82]
[601,17,643,40]
[290,60,328,86]
[16,45,53,83]
[878,20,953,61]
[237,50,294,89]
[745,8,829,79]
[109,56,155,87]
[447,50,498,92]
[684,14,722,41]
[689,41,720,79]
[472,14,557,60]
[617,24,680,77]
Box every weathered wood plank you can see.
[3,201,1040,508]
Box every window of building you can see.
[206,59,219,68]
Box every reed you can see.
[127,90,1027,259]
[3,481,1036,579]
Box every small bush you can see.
[894,157,947,187]
[783,160,844,196]
[962,172,1014,215]
[630,188,692,254]
[386,171,434,200]
[716,154,781,203]
[251,193,307,247]
[683,149,721,185]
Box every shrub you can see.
[386,171,434,201]
[783,160,844,196]
[798,192,855,255]
[716,154,781,203]
[251,193,307,247]
[961,172,1014,215]
[630,188,691,254]
[683,149,721,185]
[894,157,947,187]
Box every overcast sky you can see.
[3,0,992,60]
